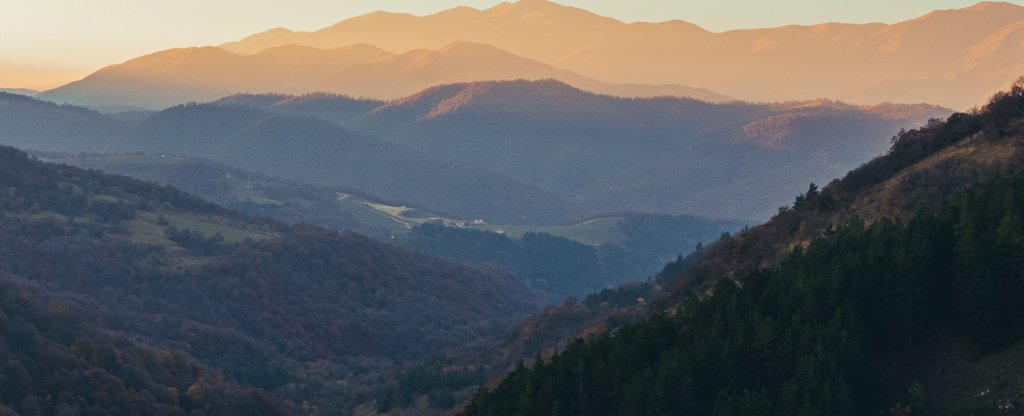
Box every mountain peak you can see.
[486,0,624,24]
[962,1,1024,12]
[436,41,511,56]
[240,27,295,40]
[915,0,1024,21]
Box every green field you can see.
[468,216,625,246]
[123,210,278,248]
[336,193,413,232]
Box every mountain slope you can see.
[463,172,1024,415]
[111,103,586,224]
[0,95,587,224]
[4,87,948,223]
[0,92,126,151]
[665,86,1024,301]
[213,93,384,124]
[0,145,543,413]
[455,76,1024,416]
[478,84,1024,376]
[38,152,376,234]
[39,42,730,109]
[344,80,949,220]
[394,213,746,304]
[219,0,1024,109]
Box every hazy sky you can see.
[1,0,1014,89]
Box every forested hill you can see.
[0,146,543,414]
[459,81,1024,415]
[664,79,1024,303]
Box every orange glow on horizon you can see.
[1,0,1004,90]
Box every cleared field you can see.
[336,193,412,232]
[469,216,625,246]
[122,210,278,248]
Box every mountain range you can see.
[2,82,948,223]
[38,41,729,109]
[1,81,1020,415]
[5,2,1024,415]
[229,80,949,220]
[34,0,1024,110]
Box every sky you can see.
[0,0,1015,89]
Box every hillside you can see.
[454,78,1024,416]
[215,0,1024,109]
[0,95,585,225]
[343,80,949,220]
[0,146,545,414]
[495,81,1024,371]
[38,42,730,109]
[2,86,947,223]
[213,93,384,125]
[0,92,126,152]
[38,152,377,234]
[664,82,1024,301]
[394,214,745,303]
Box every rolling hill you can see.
[0,92,127,151]
[0,145,544,414]
[0,93,586,224]
[0,88,37,96]
[217,0,1024,109]
[4,82,949,223]
[341,80,950,220]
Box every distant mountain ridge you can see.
[0,87,37,96]
[38,41,730,109]
[212,0,1024,109]
[2,82,949,223]
[210,81,949,220]
[340,80,949,220]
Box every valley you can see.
[3,1,1024,415]
[40,152,663,247]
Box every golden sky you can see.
[1,0,1012,89]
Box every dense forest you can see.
[0,146,545,414]
[459,82,1024,416]
[0,274,284,416]
[665,77,1024,301]
[461,168,1024,416]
